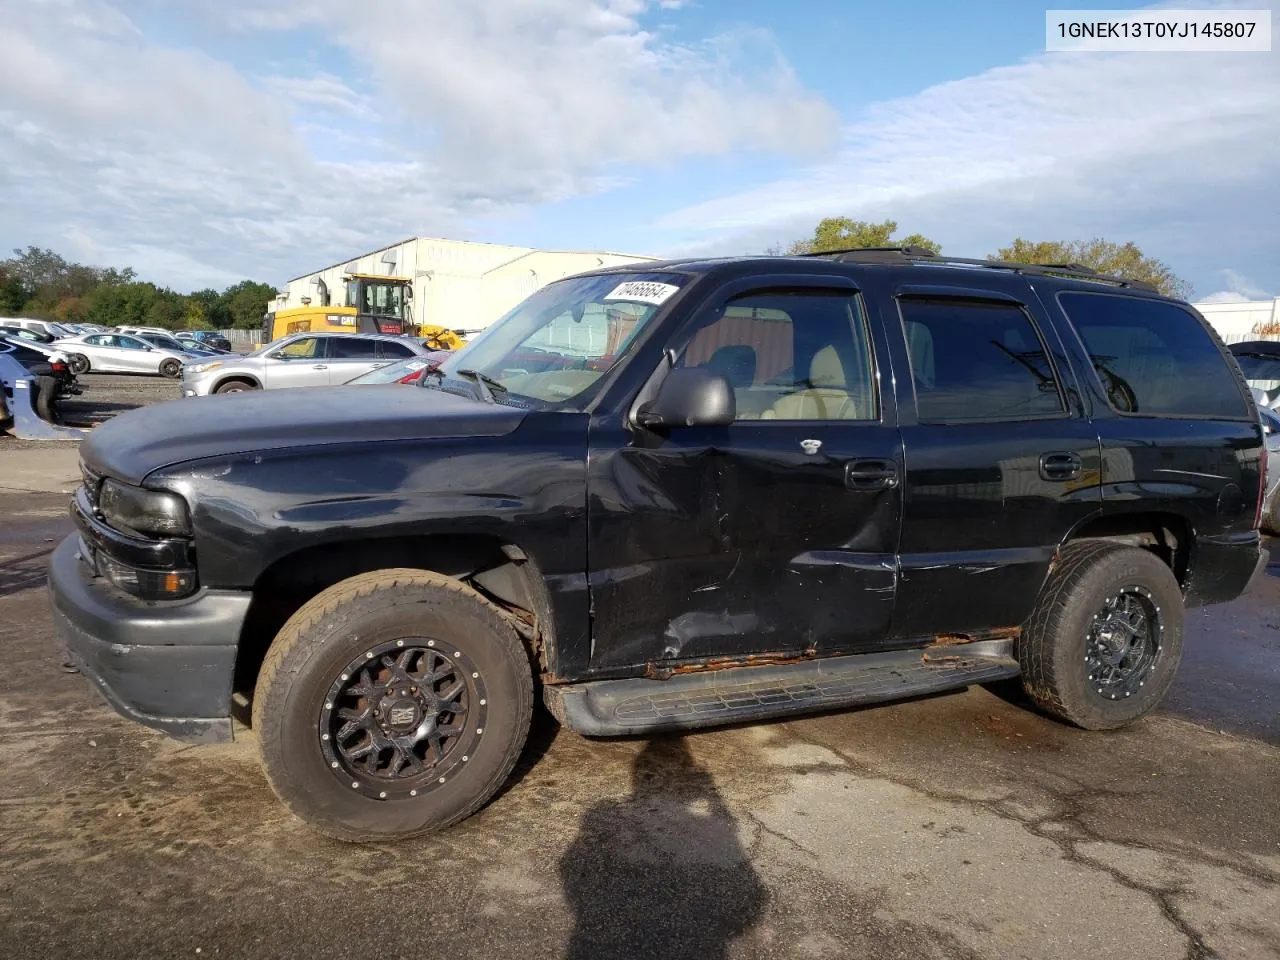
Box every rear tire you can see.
[252,569,533,842]
[69,354,90,374]
[1019,541,1183,730]
[33,375,60,424]
[159,358,181,379]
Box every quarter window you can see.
[1058,293,1249,418]
[377,340,415,359]
[899,299,1065,422]
[677,291,877,421]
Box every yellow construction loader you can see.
[261,273,464,350]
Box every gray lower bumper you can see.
[47,535,251,743]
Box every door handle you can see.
[845,459,899,490]
[312,364,328,370]
[1039,451,1082,481]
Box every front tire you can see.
[215,379,256,394]
[1019,541,1183,730]
[69,354,90,374]
[252,569,533,842]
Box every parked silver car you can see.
[180,331,429,396]
[54,332,196,378]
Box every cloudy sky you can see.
[1,0,1276,300]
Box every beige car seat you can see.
[762,346,867,420]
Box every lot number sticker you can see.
[603,281,680,306]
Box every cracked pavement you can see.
[0,483,1277,960]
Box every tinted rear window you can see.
[329,337,380,359]
[899,299,1065,422]
[1059,293,1248,418]
[378,340,416,359]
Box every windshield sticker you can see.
[602,281,680,306]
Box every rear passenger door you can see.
[326,336,387,383]
[885,282,1103,638]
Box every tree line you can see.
[0,247,277,330]
[767,218,1192,298]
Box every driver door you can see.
[586,283,904,672]
[111,335,155,372]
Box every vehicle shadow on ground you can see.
[558,737,768,960]
[0,546,55,597]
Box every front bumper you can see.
[47,535,252,743]
[179,373,214,398]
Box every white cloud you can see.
[0,0,835,289]
[656,9,1280,294]
[261,74,369,117]
[1200,269,1273,303]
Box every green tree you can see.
[186,288,230,329]
[780,218,942,256]
[220,280,277,330]
[992,238,1191,299]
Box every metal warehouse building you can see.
[1193,296,1280,343]
[275,236,659,334]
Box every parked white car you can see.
[180,331,429,396]
[54,332,196,378]
[4,317,79,339]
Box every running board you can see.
[545,641,1019,737]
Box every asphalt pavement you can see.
[0,440,1277,959]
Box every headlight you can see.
[99,480,192,537]
[186,360,223,375]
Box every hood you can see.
[81,385,529,485]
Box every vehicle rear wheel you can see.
[252,569,534,842]
[69,354,90,374]
[159,358,182,379]
[1019,541,1183,730]
[215,379,256,394]
[1265,496,1280,537]
[33,375,59,424]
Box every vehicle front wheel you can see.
[215,379,256,394]
[69,354,90,374]
[159,358,182,379]
[252,569,534,842]
[1019,541,1184,730]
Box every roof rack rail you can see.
[798,246,1157,292]
[798,245,940,260]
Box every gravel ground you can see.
[1,373,180,450]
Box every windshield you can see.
[432,273,682,406]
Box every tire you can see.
[252,569,533,842]
[33,375,59,424]
[1264,495,1280,537]
[1019,541,1184,731]
[215,379,256,394]
[159,358,182,379]
[69,354,90,374]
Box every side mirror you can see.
[636,367,735,429]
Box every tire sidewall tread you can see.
[1020,542,1184,731]
[252,569,533,841]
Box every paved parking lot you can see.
[1,383,1278,959]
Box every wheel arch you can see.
[233,534,558,714]
[1061,511,1194,586]
[211,373,261,392]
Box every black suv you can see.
[48,248,1266,841]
